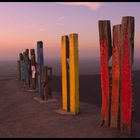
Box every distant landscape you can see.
[0,58,140,76]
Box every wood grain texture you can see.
[110,24,121,129]
[69,33,79,115]
[120,16,134,134]
[98,20,112,127]
[61,36,69,111]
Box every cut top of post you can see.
[37,41,43,48]
[98,20,112,61]
[25,49,29,56]
[19,53,23,61]
[69,33,78,38]
[61,35,69,58]
[69,33,78,50]
[121,16,135,65]
[98,20,111,40]
[30,49,35,55]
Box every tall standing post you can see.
[69,33,79,115]
[23,52,27,85]
[120,16,134,134]
[37,41,44,97]
[25,49,30,88]
[61,33,79,115]
[47,67,53,99]
[98,20,112,127]
[61,35,70,112]
[42,66,47,100]
[41,66,53,100]
[17,60,21,80]
[17,53,21,80]
[110,24,121,129]
[20,53,24,81]
[30,49,37,90]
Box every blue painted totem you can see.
[37,41,44,96]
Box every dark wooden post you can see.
[30,49,37,89]
[25,49,30,88]
[98,20,112,127]
[47,67,53,99]
[20,53,24,81]
[23,52,27,84]
[41,66,53,100]
[17,53,23,80]
[41,66,47,100]
[17,60,21,80]
[110,24,121,129]
[120,16,135,134]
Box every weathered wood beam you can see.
[120,16,135,134]
[98,20,112,127]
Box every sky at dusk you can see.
[0,2,140,61]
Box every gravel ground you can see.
[0,77,140,138]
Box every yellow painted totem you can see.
[61,33,79,115]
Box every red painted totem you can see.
[98,20,112,127]
[120,16,134,134]
[98,16,134,134]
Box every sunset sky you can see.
[0,2,140,61]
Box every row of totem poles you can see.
[17,33,79,115]
[17,41,53,100]
[17,16,134,135]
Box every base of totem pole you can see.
[54,109,76,115]
[22,84,26,88]
[33,96,58,104]
[24,87,38,93]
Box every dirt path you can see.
[0,77,140,138]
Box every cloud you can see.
[56,23,64,26]
[60,2,103,11]
[58,16,64,21]
[56,16,65,26]
[24,24,45,32]
[37,28,45,32]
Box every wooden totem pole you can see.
[41,66,53,100]
[25,49,30,88]
[120,16,134,134]
[23,51,27,84]
[30,49,37,90]
[19,53,24,81]
[37,41,44,97]
[61,33,79,115]
[110,24,121,129]
[17,54,21,80]
[47,67,53,99]
[98,20,112,127]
